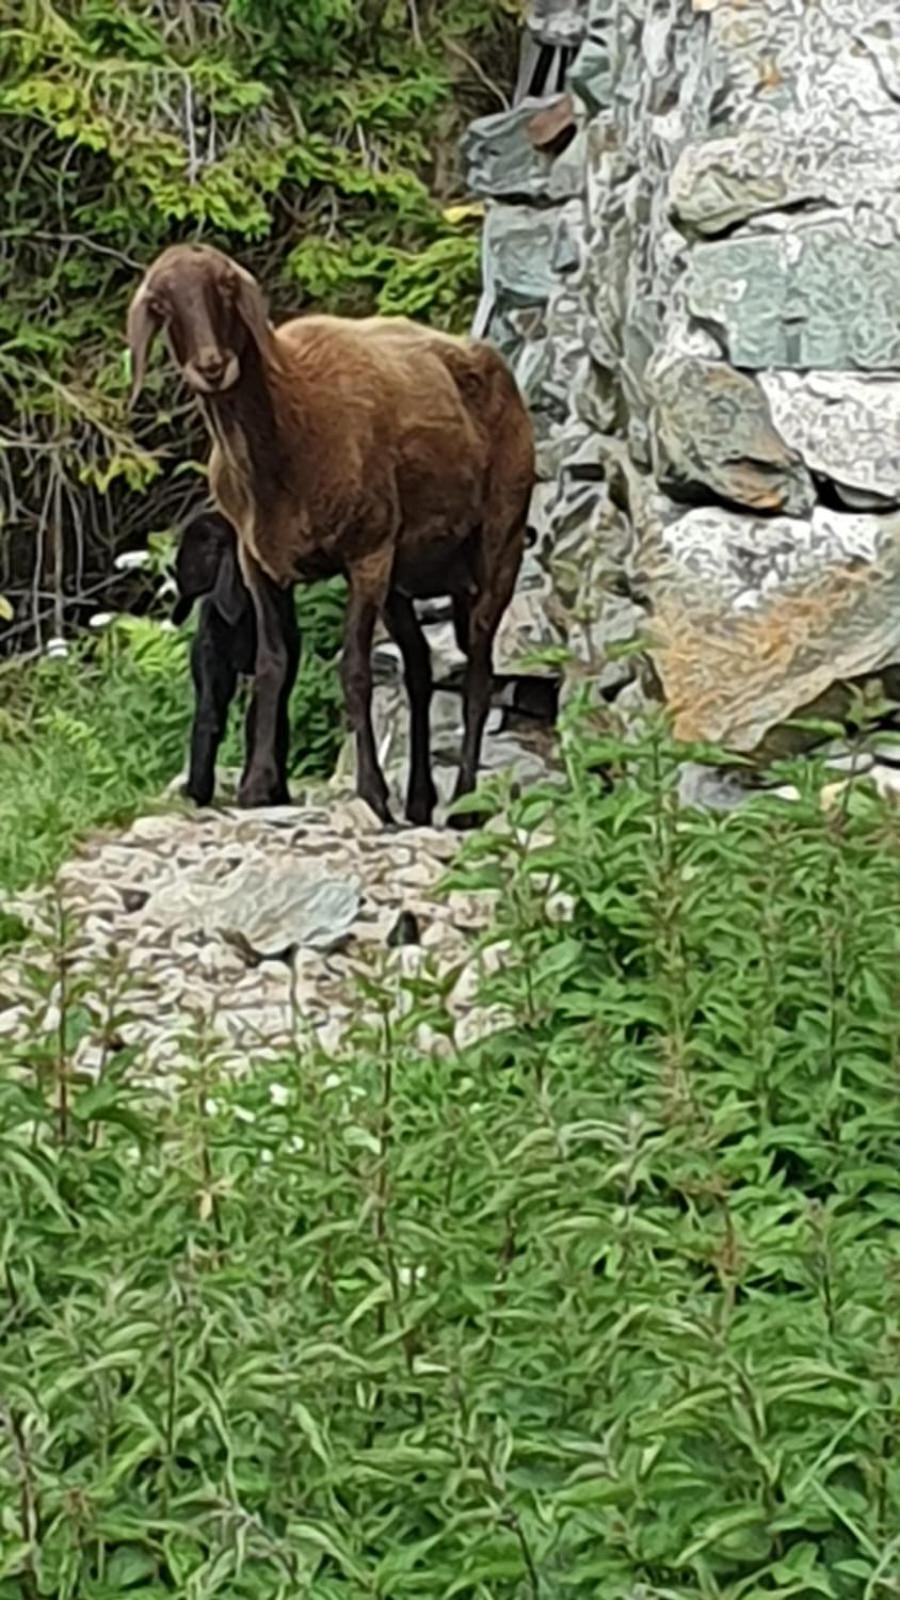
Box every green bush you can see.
[2,712,899,1596]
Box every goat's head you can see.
[171,511,247,628]
[127,245,271,404]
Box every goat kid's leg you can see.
[384,592,437,826]
[239,566,295,809]
[185,643,236,807]
[343,550,393,824]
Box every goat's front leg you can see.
[239,565,296,808]
[343,549,393,824]
[242,590,300,803]
[185,638,236,807]
[384,592,437,826]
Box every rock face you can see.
[465,0,900,752]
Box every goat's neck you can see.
[202,344,284,511]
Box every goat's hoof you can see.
[446,807,483,833]
[237,780,287,809]
[183,783,213,808]
[405,795,436,829]
[357,790,394,827]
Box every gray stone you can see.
[650,356,812,515]
[644,506,900,752]
[528,0,588,50]
[677,763,754,813]
[685,224,900,372]
[463,96,582,206]
[759,372,900,505]
[484,200,583,302]
[567,37,612,114]
[142,858,361,957]
[670,130,900,237]
[463,0,900,765]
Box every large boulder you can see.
[464,0,900,755]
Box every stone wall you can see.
[465,0,900,754]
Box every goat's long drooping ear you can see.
[126,280,160,406]
[231,262,271,353]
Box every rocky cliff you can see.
[464,0,900,756]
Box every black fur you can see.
[171,512,299,806]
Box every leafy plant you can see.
[3,709,900,1596]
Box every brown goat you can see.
[127,244,535,825]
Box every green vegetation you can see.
[2,710,900,1597]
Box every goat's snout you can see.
[185,347,239,395]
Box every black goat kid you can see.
[171,512,299,807]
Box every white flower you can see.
[269,1082,290,1108]
[260,1148,274,1164]
[114,550,150,572]
[398,1264,426,1289]
[203,1096,219,1116]
[234,1105,256,1124]
[89,612,116,630]
[158,619,177,634]
[45,636,69,660]
[323,1072,341,1091]
[290,1134,306,1154]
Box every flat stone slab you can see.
[670,127,900,236]
[685,223,900,370]
[759,371,900,503]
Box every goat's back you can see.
[228,310,534,577]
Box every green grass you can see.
[2,708,899,1597]
[0,581,346,897]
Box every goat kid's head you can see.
[127,245,270,404]
[171,512,247,628]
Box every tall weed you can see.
[1,711,899,1596]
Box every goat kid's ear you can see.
[126,280,161,406]
[230,263,271,352]
[170,594,194,627]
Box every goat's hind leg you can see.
[450,527,525,831]
[384,591,437,826]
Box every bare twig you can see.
[442,33,510,109]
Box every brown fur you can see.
[127,243,535,824]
